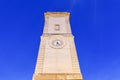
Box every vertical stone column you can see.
[69,36,81,73]
[34,36,46,73]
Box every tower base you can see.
[33,73,83,80]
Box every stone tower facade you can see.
[32,12,83,80]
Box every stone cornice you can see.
[44,12,70,17]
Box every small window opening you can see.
[54,24,60,31]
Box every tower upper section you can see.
[43,12,72,35]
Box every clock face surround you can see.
[49,35,66,49]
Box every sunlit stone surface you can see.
[32,12,83,80]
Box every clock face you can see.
[52,40,63,47]
[49,35,66,49]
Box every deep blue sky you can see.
[0,0,120,80]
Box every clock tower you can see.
[32,12,83,80]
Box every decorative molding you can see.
[33,73,82,80]
[45,12,70,17]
